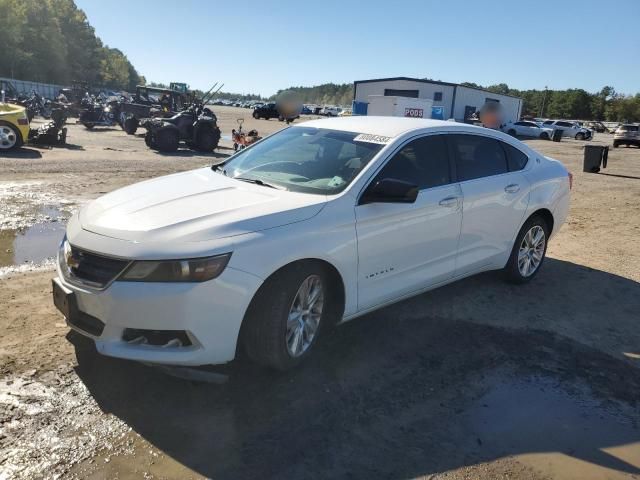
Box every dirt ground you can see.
[0,107,639,479]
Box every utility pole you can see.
[539,86,548,118]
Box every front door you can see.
[355,134,463,311]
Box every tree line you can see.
[0,0,143,91]
[267,82,640,122]
[462,83,639,122]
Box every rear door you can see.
[355,134,462,310]
[450,134,531,275]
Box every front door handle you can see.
[439,196,459,208]
[504,184,520,194]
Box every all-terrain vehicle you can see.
[119,83,191,135]
[141,102,221,153]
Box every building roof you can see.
[295,116,488,138]
[354,76,522,100]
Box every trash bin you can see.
[583,145,609,173]
[552,129,563,142]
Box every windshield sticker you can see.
[354,134,392,145]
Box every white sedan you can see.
[503,120,555,139]
[53,117,571,370]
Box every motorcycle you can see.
[78,97,121,130]
[28,103,68,146]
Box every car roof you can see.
[296,116,491,137]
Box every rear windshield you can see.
[620,125,639,132]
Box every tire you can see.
[252,111,259,119]
[60,127,67,145]
[154,128,178,152]
[144,131,154,147]
[540,132,549,140]
[504,215,550,284]
[194,127,220,152]
[84,123,94,130]
[575,132,585,140]
[123,117,138,135]
[0,122,23,150]
[242,262,336,370]
[508,129,517,136]
[278,116,284,122]
[613,141,619,148]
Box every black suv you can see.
[252,103,281,120]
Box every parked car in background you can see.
[321,106,340,116]
[542,120,592,140]
[503,121,554,139]
[584,121,607,133]
[53,116,571,370]
[339,108,352,117]
[252,102,280,120]
[301,105,313,115]
[613,124,640,148]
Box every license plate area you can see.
[52,279,105,337]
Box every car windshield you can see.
[220,127,385,194]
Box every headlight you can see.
[119,253,231,283]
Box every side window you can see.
[557,121,572,128]
[451,134,508,181]
[514,121,526,126]
[543,121,553,125]
[501,142,529,171]
[373,135,450,190]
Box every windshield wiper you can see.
[211,161,227,173]
[233,177,283,189]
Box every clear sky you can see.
[75,0,640,96]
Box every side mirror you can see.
[360,178,419,205]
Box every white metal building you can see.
[353,77,523,124]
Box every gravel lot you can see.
[0,107,639,479]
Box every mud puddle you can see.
[462,374,640,479]
[0,206,67,275]
[0,367,132,480]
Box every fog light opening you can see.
[122,329,193,347]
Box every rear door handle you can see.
[439,196,459,207]
[504,184,520,194]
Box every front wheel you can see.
[504,216,549,284]
[194,127,220,152]
[0,123,22,150]
[123,117,138,135]
[154,128,179,152]
[540,132,549,140]
[575,132,585,140]
[242,263,335,370]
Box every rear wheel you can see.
[242,263,335,370]
[123,117,138,135]
[252,111,259,119]
[504,215,549,284]
[154,128,178,152]
[0,123,22,150]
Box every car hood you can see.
[79,167,327,243]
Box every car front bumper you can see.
[53,265,263,366]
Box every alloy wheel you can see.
[286,274,324,357]
[0,125,17,150]
[518,225,546,277]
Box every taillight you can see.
[568,171,573,190]
[18,118,28,125]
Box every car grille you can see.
[64,245,130,288]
